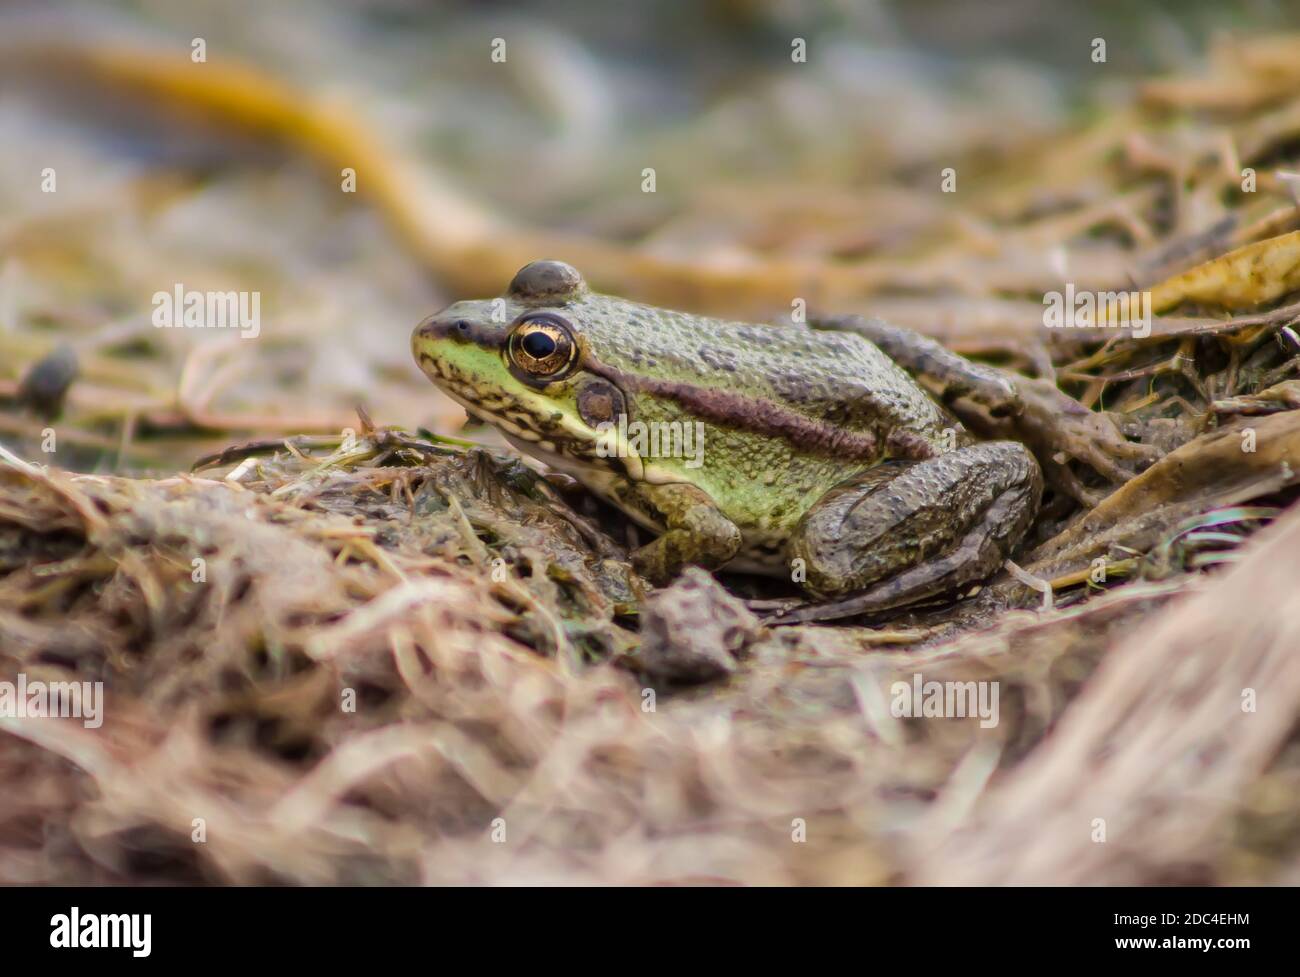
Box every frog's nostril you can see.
[416,317,470,342]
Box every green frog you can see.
[412,260,1042,622]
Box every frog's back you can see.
[573,293,949,438]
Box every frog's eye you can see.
[508,313,578,380]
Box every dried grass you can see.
[1,429,1297,885]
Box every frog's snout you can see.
[414,305,511,350]
[413,313,471,346]
[412,314,472,385]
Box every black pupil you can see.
[522,330,557,359]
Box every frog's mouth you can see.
[439,375,657,484]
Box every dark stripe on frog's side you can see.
[583,356,938,463]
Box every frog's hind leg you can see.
[811,315,1021,416]
[778,441,1041,624]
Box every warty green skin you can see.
[413,260,1041,611]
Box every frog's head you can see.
[413,260,645,475]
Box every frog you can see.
[412,259,1043,623]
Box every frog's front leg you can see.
[628,481,742,584]
[778,441,1041,623]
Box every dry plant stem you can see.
[914,503,1300,884]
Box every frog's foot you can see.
[985,377,1161,507]
[811,315,1021,417]
[771,441,1042,624]
[628,481,742,585]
